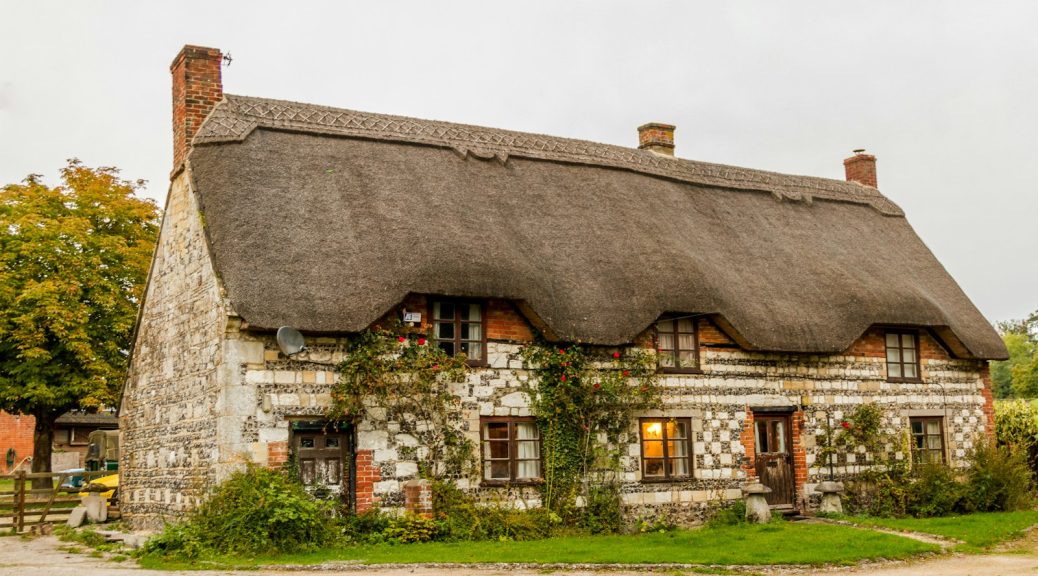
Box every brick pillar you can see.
[404,479,433,518]
[791,410,809,509]
[843,150,877,188]
[354,449,381,513]
[740,409,756,479]
[267,441,289,468]
[980,363,996,438]
[170,45,223,174]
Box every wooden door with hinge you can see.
[753,413,794,507]
[294,429,350,503]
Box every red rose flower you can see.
[560,375,567,382]
[417,337,426,345]
[432,364,440,370]
[622,370,631,377]
[612,351,621,359]
[841,421,851,429]
[593,382,601,390]
[398,336,406,343]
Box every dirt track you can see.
[2,531,1038,576]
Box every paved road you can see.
[2,532,1038,576]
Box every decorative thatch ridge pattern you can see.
[195,95,903,216]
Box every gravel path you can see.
[2,530,1037,576]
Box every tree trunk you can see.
[31,411,57,490]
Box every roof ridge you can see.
[193,94,903,216]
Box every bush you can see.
[995,400,1038,479]
[961,440,1033,512]
[431,480,553,541]
[141,465,336,559]
[707,499,746,527]
[905,463,964,517]
[382,513,441,543]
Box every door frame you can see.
[750,408,796,508]
[288,419,353,509]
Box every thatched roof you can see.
[186,95,1006,360]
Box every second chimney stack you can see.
[844,149,878,188]
[171,45,223,175]
[638,123,676,156]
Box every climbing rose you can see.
[622,370,631,377]
[841,421,851,429]
[417,337,426,345]
[593,382,601,390]
[398,336,406,343]
[612,351,621,359]
[560,375,567,382]
[559,349,565,354]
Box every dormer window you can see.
[885,330,920,382]
[430,299,487,365]
[655,315,700,373]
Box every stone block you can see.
[67,507,87,528]
[395,461,419,478]
[499,392,528,408]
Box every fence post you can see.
[14,470,26,533]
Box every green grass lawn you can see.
[139,521,938,570]
[844,510,1038,552]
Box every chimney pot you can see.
[171,45,223,175]
[843,149,877,188]
[638,123,676,156]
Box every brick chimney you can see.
[638,123,676,156]
[843,149,877,188]
[170,45,223,174]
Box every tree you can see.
[992,311,1038,398]
[0,160,159,484]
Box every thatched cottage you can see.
[120,45,1008,528]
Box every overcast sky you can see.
[1,1,1035,324]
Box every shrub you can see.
[141,465,336,559]
[961,440,1033,512]
[905,463,964,517]
[431,480,553,541]
[382,513,441,543]
[707,500,746,527]
[995,400,1038,479]
[341,509,391,544]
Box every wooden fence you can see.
[0,470,117,532]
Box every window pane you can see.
[678,350,697,367]
[436,321,455,340]
[658,332,675,351]
[886,348,901,363]
[927,436,942,450]
[911,421,923,435]
[903,363,917,378]
[772,421,787,454]
[644,459,665,477]
[300,438,315,448]
[888,363,902,378]
[486,461,510,480]
[642,421,663,440]
[755,421,769,453]
[438,341,455,356]
[485,422,509,439]
[642,440,664,458]
[902,334,916,349]
[886,333,899,347]
[677,318,694,333]
[325,437,340,448]
[668,420,688,440]
[669,457,689,477]
[435,301,454,320]
[516,422,538,439]
[484,441,509,459]
[460,322,482,341]
[926,421,940,435]
[667,440,687,458]
[516,460,539,479]
[460,303,481,321]
[657,320,674,333]
[677,333,695,351]
[903,348,916,363]
[461,342,481,360]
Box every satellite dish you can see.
[276,326,306,356]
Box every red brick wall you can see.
[791,411,808,504]
[267,441,289,468]
[739,410,756,479]
[842,327,952,362]
[699,318,736,346]
[0,411,36,473]
[376,295,534,343]
[980,364,996,437]
[170,45,222,172]
[354,449,381,513]
[843,152,877,188]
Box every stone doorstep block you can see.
[67,507,88,528]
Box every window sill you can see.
[887,377,923,384]
[658,367,703,375]
[480,479,544,487]
[639,476,694,484]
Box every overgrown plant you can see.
[330,324,475,478]
[518,343,661,523]
[816,403,899,478]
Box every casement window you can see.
[910,417,945,464]
[655,316,699,372]
[430,299,487,365]
[481,417,541,483]
[70,427,92,446]
[639,417,692,480]
[885,331,921,382]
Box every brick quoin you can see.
[739,410,756,479]
[267,441,289,468]
[791,410,808,508]
[354,449,381,513]
[980,364,996,438]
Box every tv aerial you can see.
[276,326,306,356]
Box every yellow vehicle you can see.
[78,473,119,503]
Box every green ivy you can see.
[518,342,662,519]
[330,324,475,479]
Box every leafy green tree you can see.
[992,333,1036,398]
[0,160,158,483]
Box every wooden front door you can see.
[753,413,794,506]
[294,428,350,502]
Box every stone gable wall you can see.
[120,173,228,529]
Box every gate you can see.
[0,470,116,532]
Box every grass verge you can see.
[843,510,1038,552]
[139,521,937,570]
